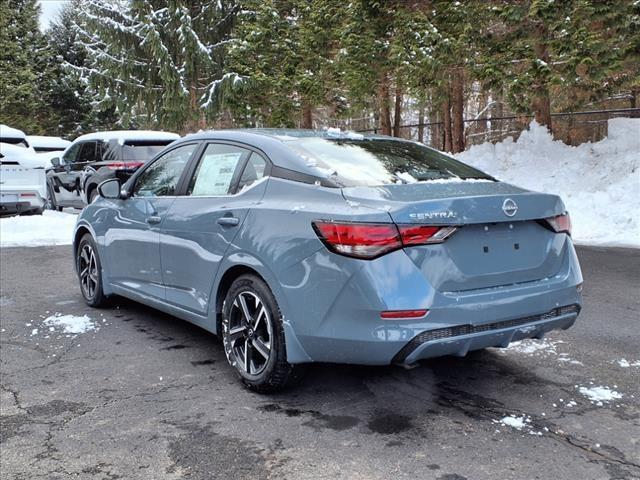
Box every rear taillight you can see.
[106,161,145,170]
[543,213,572,235]
[380,309,428,319]
[312,221,457,259]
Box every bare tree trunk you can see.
[377,71,392,136]
[393,83,402,137]
[451,69,465,153]
[301,100,313,129]
[430,105,442,150]
[417,106,425,144]
[532,24,552,131]
[442,97,453,153]
[477,87,488,142]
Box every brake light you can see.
[312,221,457,259]
[544,213,572,235]
[106,161,145,170]
[20,193,36,197]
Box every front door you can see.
[160,143,269,316]
[105,143,199,300]
[50,141,95,207]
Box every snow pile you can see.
[43,313,95,334]
[577,385,623,406]
[456,118,640,247]
[0,211,77,247]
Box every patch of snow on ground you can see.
[578,385,623,405]
[616,359,640,368]
[455,118,640,247]
[494,415,542,435]
[499,415,528,430]
[501,338,560,355]
[43,313,95,335]
[0,211,77,247]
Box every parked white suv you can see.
[0,125,48,215]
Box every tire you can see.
[76,233,109,307]
[88,188,98,204]
[222,274,302,392]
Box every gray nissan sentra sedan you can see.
[74,129,583,391]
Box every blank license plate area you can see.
[1,194,19,203]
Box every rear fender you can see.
[212,251,313,364]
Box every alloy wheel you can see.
[224,291,273,376]
[79,244,98,299]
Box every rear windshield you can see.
[102,140,174,162]
[286,138,492,187]
[1,138,29,148]
[33,147,65,153]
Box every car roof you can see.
[179,128,405,177]
[27,136,71,149]
[72,130,180,143]
[0,124,27,140]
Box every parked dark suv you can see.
[47,130,179,209]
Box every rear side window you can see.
[286,138,492,187]
[77,142,98,163]
[237,154,267,192]
[134,143,197,197]
[187,144,251,196]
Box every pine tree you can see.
[74,0,242,132]
[227,0,342,128]
[0,0,53,132]
[45,0,114,136]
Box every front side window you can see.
[286,138,493,187]
[134,143,197,197]
[62,143,82,164]
[187,144,251,196]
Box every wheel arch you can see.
[214,264,264,334]
[212,258,313,364]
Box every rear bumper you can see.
[283,237,583,365]
[0,201,34,215]
[393,304,579,365]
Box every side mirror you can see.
[50,157,61,167]
[97,179,121,199]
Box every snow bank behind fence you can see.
[456,118,640,247]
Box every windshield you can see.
[286,138,492,187]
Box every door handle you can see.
[146,215,162,225]
[217,217,240,227]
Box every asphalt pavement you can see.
[1,245,639,480]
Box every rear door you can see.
[105,143,198,300]
[160,142,270,316]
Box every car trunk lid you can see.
[342,181,568,291]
